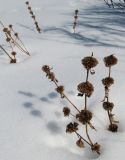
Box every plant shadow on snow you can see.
[47,121,62,135]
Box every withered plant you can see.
[0,20,30,61]
[73,9,79,33]
[103,0,125,8]
[0,45,16,63]
[42,54,101,155]
[102,54,118,132]
[25,1,41,33]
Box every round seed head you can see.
[48,72,55,81]
[10,59,16,63]
[102,77,114,87]
[75,9,79,14]
[77,81,94,97]
[91,143,100,153]
[42,65,51,73]
[11,51,17,56]
[66,122,79,133]
[76,110,92,124]
[104,55,118,67]
[9,24,13,28]
[76,138,84,148]
[108,124,118,132]
[56,86,64,94]
[63,107,70,117]
[103,102,114,111]
[6,38,11,42]
[28,6,31,10]
[25,1,29,5]
[3,28,8,32]
[81,56,98,70]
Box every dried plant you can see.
[0,20,30,61]
[0,45,16,63]
[73,9,79,33]
[103,0,125,8]
[42,54,101,155]
[25,1,41,33]
[102,54,119,132]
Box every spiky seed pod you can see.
[76,138,84,148]
[91,143,100,153]
[10,59,16,63]
[102,77,114,87]
[66,122,79,133]
[75,9,79,14]
[81,56,98,70]
[3,28,8,32]
[63,107,70,117]
[6,38,11,42]
[108,124,118,132]
[56,86,64,95]
[77,81,94,97]
[14,33,18,37]
[103,102,114,111]
[48,72,55,81]
[104,55,118,67]
[11,51,16,56]
[42,65,51,73]
[76,110,92,124]
[25,1,29,5]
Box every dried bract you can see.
[103,102,114,111]
[76,138,84,148]
[108,124,118,132]
[91,143,100,153]
[102,77,114,87]
[76,110,92,124]
[66,122,79,133]
[63,107,70,116]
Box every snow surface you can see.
[0,0,125,159]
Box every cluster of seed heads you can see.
[42,54,100,155]
[0,20,30,63]
[73,10,79,33]
[26,1,41,33]
[102,54,118,132]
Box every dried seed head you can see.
[11,51,17,56]
[81,56,98,70]
[3,28,8,32]
[76,110,92,124]
[75,9,79,14]
[66,122,79,133]
[63,107,70,117]
[74,22,77,25]
[30,11,33,15]
[102,77,114,87]
[10,59,16,63]
[104,55,118,67]
[37,27,41,33]
[9,24,13,28]
[56,86,64,95]
[74,15,78,19]
[35,21,38,25]
[77,81,94,97]
[42,65,51,73]
[91,143,100,153]
[108,124,118,132]
[32,15,36,19]
[103,102,114,111]
[6,38,11,42]
[28,6,31,10]
[76,138,84,148]
[26,1,29,5]
[14,33,18,37]
[48,72,55,81]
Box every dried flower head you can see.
[6,38,11,42]
[63,107,70,116]
[3,28,8,32]
[11,51,16,56]
[103,102,114,111]
[42,65,51,74]
[81,56,98,70]
[66,122,79,133]
[104,55,118,67]
[75,9,79,14]
[9,24,13,28]
[108,124,118,132]
[77,81,94,97]
[26,1,29,5]
[76,110,92,124]
[56,86,64,98]
[10,59,16,63]
[102,77,114,87]
[48,72,55,81]
[76,138,84,148]
[91,143,100,153]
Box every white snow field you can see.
[0,0,125,160]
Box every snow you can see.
[0,0,125,159]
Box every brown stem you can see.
[84,94,87,110]
[85,124,93,145]
[53,80,80,113]
[0,45,13,60]
[109,67,111,78]
[86,69,89,82]
[107,110,112,125]
[75,131,91,146]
